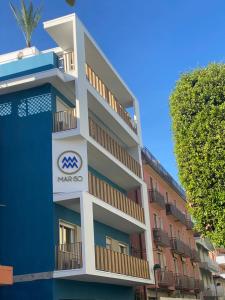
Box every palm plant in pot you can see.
[10,0,42,48]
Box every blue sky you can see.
[1,0,225,181]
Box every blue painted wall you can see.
[0,84,55,275]
[0,52,58,81]
[0,279,54,300]
[94,221,130,247]
[54,204,130,248]
[53,279,134,300]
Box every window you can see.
[182,261,187,275]
[153,213,158,228]
[169,224,173,237]
[56,96,70,112]
[165,192,169,203]
[106,236,129,255]
[106,237,112,250]
[119,243,129,255]
[59,221,80,246]
[157,252,164,268]
[149,177,153,190]
[174,257,179,274]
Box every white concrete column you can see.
[141,183,155,283]
[80,192,95,274]
[133,99,142,146]
[73,16,89,139]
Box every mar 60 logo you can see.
[57,151,82,175]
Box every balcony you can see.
[199,262,210,272]
[190,249,201,262]
[55,243,82,270]
[166,203,186,225]
[53,108,77,133]
[95,246,150,279]
[203,289,217,299]
[148,190,165,209]
[0,265,13,285]
[175,274,195,291]
[170,238,185,256]
[199,259,219,273]
[153,228,170,247]
[86,64,137,134]
[58,51,75,73]
[186,218,194,230]
[156,269,174,288]
[207,259,219,273]
[194,279,204,293]
[89,118,141,178]
[89,172,145,224]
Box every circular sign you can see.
[57,151,82,175]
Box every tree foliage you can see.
[170,64,225,246]
[10,0,42,48]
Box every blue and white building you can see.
[0,14,154,300]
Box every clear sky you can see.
[1,0,225,181]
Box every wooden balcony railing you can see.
[166,203,187,225]
[55,243,82,270]
[153,228,170,247]
[156,269,174,287]
[148,189,165,209]
[86,64,137,133]
[89,172,145,223]
[53,108,77,133]
[58,51,75,73]
[89,118,141,177]
[95,246,150,279]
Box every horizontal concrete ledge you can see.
[14,271,53,283]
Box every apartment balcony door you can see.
[57,221,82,270]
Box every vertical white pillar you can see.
[141,183,155,282]
[80,193,95,273]
[74,16,89,139]
[134,99,142,146]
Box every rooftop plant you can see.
[10,0,42,48]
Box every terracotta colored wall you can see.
[142,163,200,280]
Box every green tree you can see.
[10,0,42,48]
[170,64,225,246]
